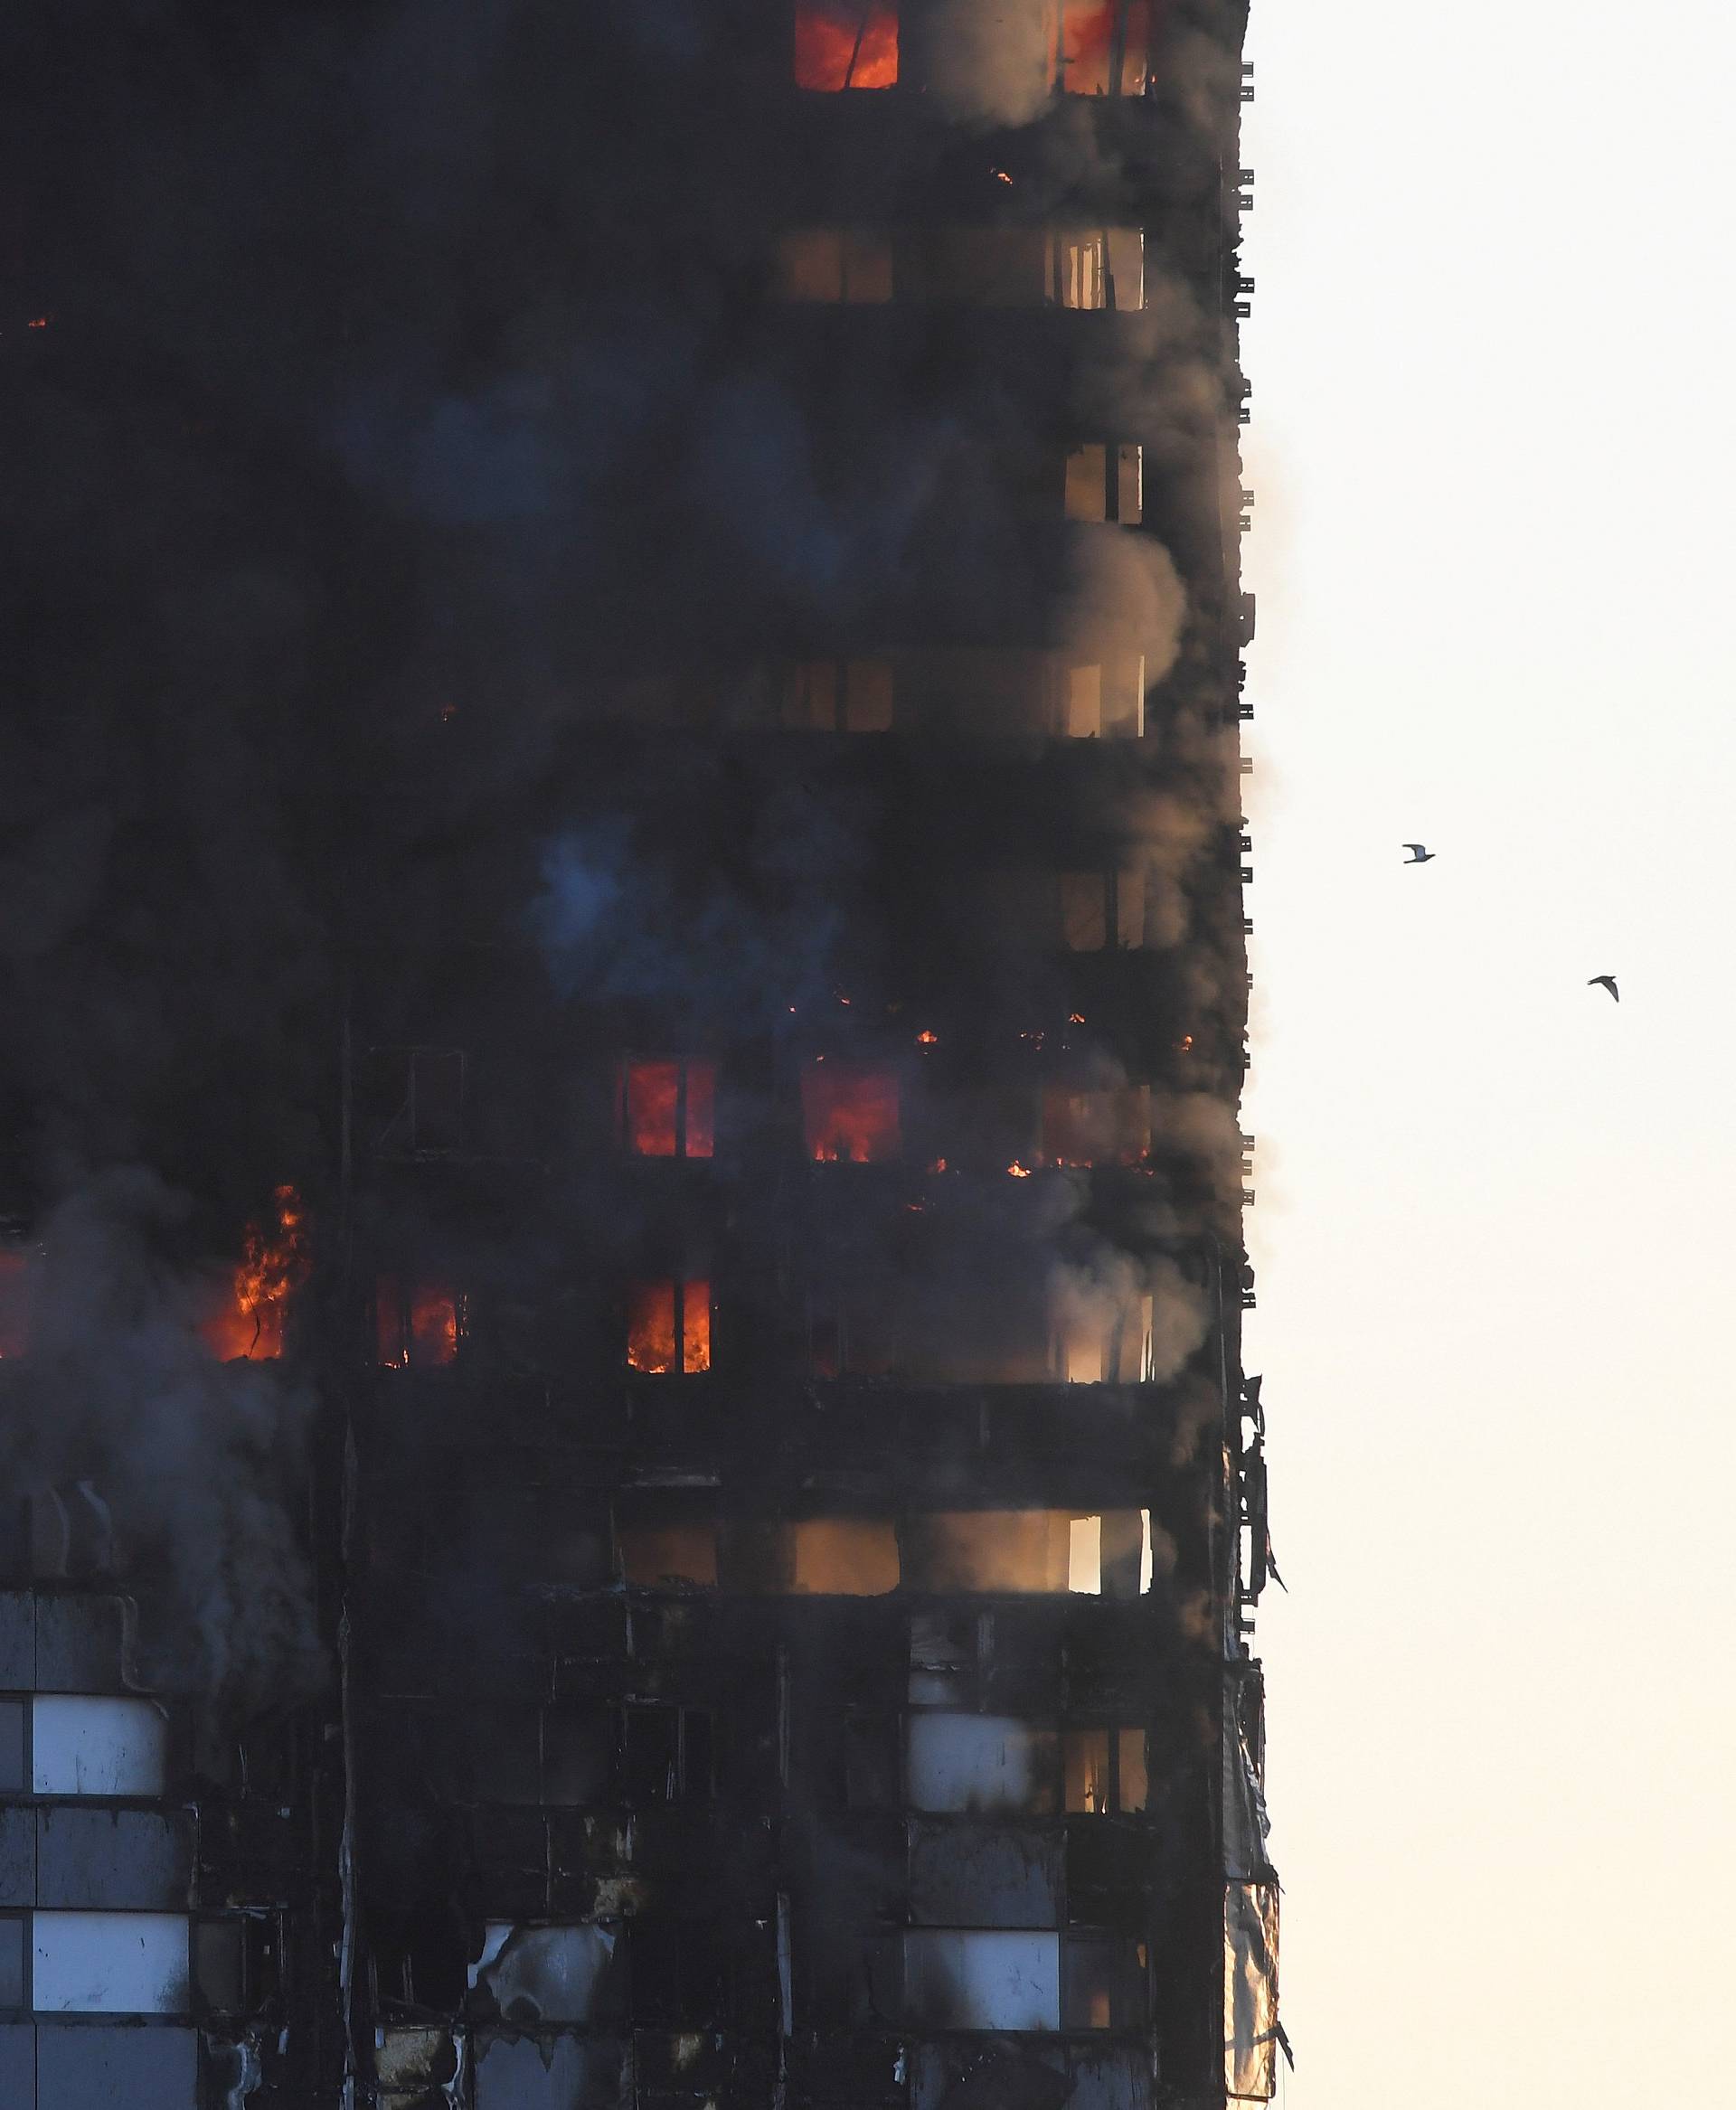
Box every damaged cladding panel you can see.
[5,0,1267,2100]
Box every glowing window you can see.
[626,1279,712,1375]
[778,229,893,304]
[1041,1085,1151,1166]
[1044,0,1155,96]
[1063,1725,1147,1813]
[1063,443,1141,524]
[1058,1295,1154,1383]
[1062,654,1144,739]
[200,1185,307,1361]
[618,1520,719,1588]
[782,658,893,732]
[910,1512,1072,1593]
[795,0,898,89]
[1058,871,1144,951]
[1052,231,1145,311]
[376,1277,463,1369]
[787,1519,900,1596]
[620,1057,714,1159]
[1065,444,1108,522]
[802,1061,901,1163]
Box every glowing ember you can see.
[916,1030,939,1045]
[203,1185,308,1361]
[1007,1162,1033,1178]
[26,317,48,330]
[926,1158,948,1174]
[794,0,897,89]
[1179,1034,1194,1052]
[802,1061,901,1163]
[1069,1013,1086,1024]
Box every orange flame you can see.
[1007,1162,1033,1178]
[794,0,897,89]
[803,1062,901,1163]
[627,1279,711,1374]
[203,1185,308,1361]
[916,1030,939,1045]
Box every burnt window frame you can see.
[367,1045,468,1161]
[618,1702,716,1805]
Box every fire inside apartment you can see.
[0,0,1274,2104]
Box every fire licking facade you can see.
[0,0,1272,2105]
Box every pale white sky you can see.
[1240,3,1736,2102]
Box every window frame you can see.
[618,1054,716,1161]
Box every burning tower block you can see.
[1,0,1272,2101]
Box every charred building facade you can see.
[0,0,1274,2105]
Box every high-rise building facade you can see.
[0,1,1274,2104]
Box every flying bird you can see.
[1401,843,1435,863]
[1588,975,1619,1003]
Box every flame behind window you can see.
[795,0,897,89]
[377,1277,462,1368]
[1042,1085,1151,1167]
[802,1061,901,1163]
[1045,0,1156,95]
[203,1185,308,1361]
[627,1279,712,1375]
[622,1058,714,1159]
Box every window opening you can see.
[376,1278,464,1368]
[1063,443,1142,523]
[1058,871,1145,950]
[777,229,894,304]
[802,1060,901,1162]
[1063,1724,1148,1813]
[782,658,893,731]
[1044,0,1156,96]
[620,1057,715,1159]
[795,0,898,89]
[626,1279,712,1374]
